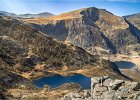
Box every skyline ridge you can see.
[0,0,140,16]
[0,6,140,17]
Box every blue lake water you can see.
[32,61,136,89]
[115,61,136,69]
[33,74,91,89]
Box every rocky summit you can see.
[62,76,140,100]
[21,7,140,54]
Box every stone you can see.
[103,78,112,87]
[136,94,140,100]
[128,82,140,90]
[110,79,124,90]
[11,92,21,98]
[62,76,140,100]
[94,84,108,92]
[41,85,51,94]
[73,93,81,98]
[118,82,140,93]
[91,77,100,84]
[62,90,91,100]
[103,90,115,99]
[79,90,91,99]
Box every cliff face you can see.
[0,16,129,100]
[21,7,140,54]
[0,16,124,82]
[0,12,137,99]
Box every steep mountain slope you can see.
[124,13,140,30]
[0,13,134,99]
[0,16,125,81]
[21,7,140,54]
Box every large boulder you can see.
[62,90,91,100]
[62,76,140,100]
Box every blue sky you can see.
[0,0,140,16]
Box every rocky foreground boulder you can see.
[62,76,140,100]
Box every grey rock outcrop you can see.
[62,76,140,100]
[91,77,140,100]
[22,7,140,54]
[62,90,91,100]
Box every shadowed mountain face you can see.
[124,13,140,30]
[21,7,140,54]
[0,15,125,84]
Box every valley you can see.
[0,6,140,100]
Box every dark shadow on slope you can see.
[0,50,15,65]
[100,33,117,54]
[31,20,68,41]
[124,18,140,43]
[81,7,99,26]
[110,61,133,81]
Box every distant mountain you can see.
[124,13,140,19]
[124,13,140,29]
[0,11,17,17]
[21,7,140,54]
[18,12,54,18]
[0,11,54,18]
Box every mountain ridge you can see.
[0,11,54,18]
[18,12,54,18]
[124,13,140,30]
[20,7,140,54]
[0,7,138,99]
[0,15,124,79]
